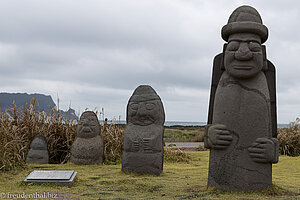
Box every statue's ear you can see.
[262,45,268,71]
[221,43,227,70]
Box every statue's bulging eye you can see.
[130,103,138,110]
[89,117,98,122]
[146,103,155,110]
[249,42,262,52]
[89,122,97,126]
[227,41,239,51]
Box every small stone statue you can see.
[26,134,49,164]
[70,111,104,165]
[122,85,165,175]
[204,5,279,191]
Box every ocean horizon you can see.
[103,120,289,128]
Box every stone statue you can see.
[26,134,49,164]
[70,111,104,165]
[122,85,165,175]
[204,5,279,191]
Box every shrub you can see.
[164,148,192,163]
[196,145,207,151]
[0,99,78,171]
[191,133,204,142]
[0,99,124,171]
[278,118,300,156]
[101,119,124,164]
[44,111,77,164]
[0,109,28,171]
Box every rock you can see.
[26,134,49,164]
[204,5,279,191]
[122,85,165,175]
[70,111,104,165]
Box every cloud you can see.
[0,0,299,123]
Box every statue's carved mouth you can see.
[130,116,155,126]
[233,66,252,70]
[82,127,92,133]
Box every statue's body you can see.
[26,134,49,164]
[122,85,165,175]
[71,111,104,165]
[205,6,278,191]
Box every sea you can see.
[104,120,289,128]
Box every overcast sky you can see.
[0,0,299,123]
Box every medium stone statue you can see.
[122,85,165,175]
[26,134,49,164]
[204,5,279,191]
[70,111,104,165]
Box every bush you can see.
[0,110,28,171]
[0,99,77,171]
[102,120,124,164]
[0,99,124,171]
[44,111,77,164]
[278,118,300,156]
[164,148,192,163]
[196,145,207,151]
[191,134,204,142]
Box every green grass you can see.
[0,151,299,200]
[164,127,205,142]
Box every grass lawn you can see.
[0,151,299,200]
[164,127,205,142]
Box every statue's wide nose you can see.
[82,118,89,126]
[136,103,147,118]
[235,43,253,61]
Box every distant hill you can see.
[0,93,78,120]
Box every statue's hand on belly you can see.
[205,124,233,150]
[248,138,279,163]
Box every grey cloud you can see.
[0,0,299,122]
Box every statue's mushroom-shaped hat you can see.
[129,85,161,102]
[221,5,268,43]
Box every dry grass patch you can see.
[0,99,124,171]
[278,118,300,156]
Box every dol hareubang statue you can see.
[122,85,165,175]
[26,134,49,164]
[70,111,104,165]
[204,5,279,190]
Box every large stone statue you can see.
[204,5,279,191]
[26,134,49,164]
[122,85,165,175]
[70,111,104,165]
